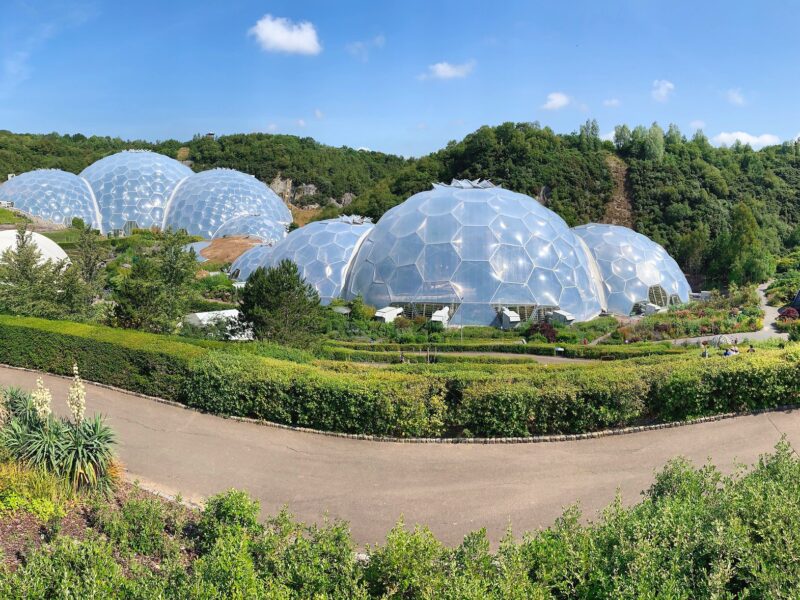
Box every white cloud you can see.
[314,108,324,119]
[603,98,620,108]
[712,131,780,149]
[419,60,475,80]
[346,34,385,61]
[541,92,571,110]
[248,14,321,55]
[651,79,675,102]
[266,123,278,132]
[726,88,746,106]
[296,119,307,127]
[601,131,615,142]
[690,120,706,130]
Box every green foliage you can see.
[240,260,324,346]
[0,226,95,320]
[3,446,800,596]
[111,229,196,333]
[0,460,70,522]
[197,489,263,553]
[96,495,170,557]
[2,386,116,492]
[0,207,28,224]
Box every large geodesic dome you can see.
[162,168,291,239]
[345,181,605,325]
[80,150,193,232]
[265,216,373,304]
[211,213,287,245]
[230,244,274,282]
[572,223,691,316]
[0,170,101,230]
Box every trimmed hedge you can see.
[327,339,686,360]
[0,315,798,439]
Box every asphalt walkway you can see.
[2,366,798,546]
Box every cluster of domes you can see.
[234,180,691,323]
[0,151,290,242]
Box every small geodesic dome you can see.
[344,181,605,325]
[162,168,291,239]
[266,216,373,304]
[0,170,101,230]
[572,223,691,315]
[0,230,70,265]
[80,150,192,232]
[229,244,274,282]
[212,213,287,245]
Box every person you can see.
[582,337,588,346]
[748,344,756,353]
[724,347,733,357]
[702,345,709,358]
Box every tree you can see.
[614,124,632,152]
[73,224,109,296]
[239,260,323,345]
[111,230,196,333]
[675,224,710,279]
[0,226,94,320]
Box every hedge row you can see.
[0,315,797,439]
[328,339,686,360]
[319,345,555,365]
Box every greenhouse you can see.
[80,150,193,233]
[162,168,291,239]
[211,213,287,244]
[572,223,692,315]
[230,244,274,282]
[0,169,101,230]
[344,180,606,326]
[0,230,70,265]
[261,216,374,304]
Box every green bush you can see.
[197,489,264,553]
[97,495,170,557]
[0,315,798,439]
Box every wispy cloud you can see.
[603,98,620,108]
[314,108,324,119]
[541,92,571,110]
[690,120,706,130]
[651,79,675,102]
[266,123,278,132]
[296,118,307,127]
[419,60,475,80]
[248,14,321,55]
[712,131,779,149]
[726,88,746,106]
[346,34,385,62]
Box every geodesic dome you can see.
[345,181,605,325]
[0,230,70,265]
[572,223,691,315]
[80,150,192,232]
[230,244,274,282]
[162,168,291,239]
[212,213,287,245]
[0,170,101,230]
[265,216,373,304]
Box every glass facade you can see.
[0,170,101,231]
[212,213,287,245]
[572,223,691,315]
[230,244,274,282]
[162,168,291,239]
[266,216,373,304]
[80,150,192,232]
[345,181,605,325]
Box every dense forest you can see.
[2,122,800,285]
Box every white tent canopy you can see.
[0,230,69,265]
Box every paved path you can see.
[2,366,799,546]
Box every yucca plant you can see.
[60,415,116,493]
[3,387,40,427]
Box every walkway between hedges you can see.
[2,366,799,546]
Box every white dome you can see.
[345,181,605,325]
[572,223,691,315]
[0,230,70,265]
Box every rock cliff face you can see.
[269,175,355,210]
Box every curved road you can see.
[2,366,799,546]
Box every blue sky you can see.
[2,0,798,156]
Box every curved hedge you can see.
[0,315,797,439]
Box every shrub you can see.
[197,489,264,553]
[97,495,169,557]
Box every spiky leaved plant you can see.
[67,363,86,424]
[61,415,116,493]
[30,377,52,421]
